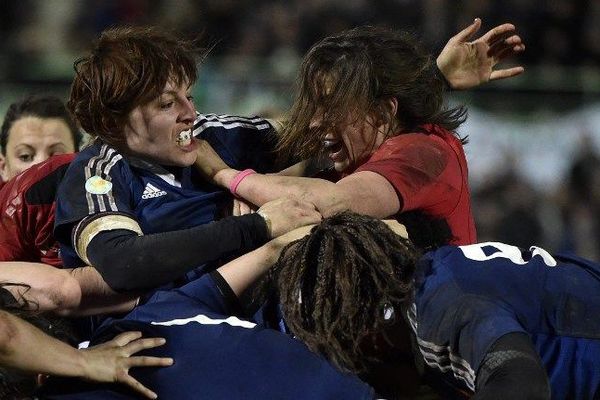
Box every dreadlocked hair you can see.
[271,211,421,375]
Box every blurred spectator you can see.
[0,95,80,185]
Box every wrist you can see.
[256,209,273,238]
[214,168,238,188]
[228,169,256,197]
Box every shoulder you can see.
[193,113,273,136]
[0,153,75,208]
[62,142,131,186]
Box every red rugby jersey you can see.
[355,124,476,245]
[0,153,75,266]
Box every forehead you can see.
[162,77,192,94]
[7,116,74,147]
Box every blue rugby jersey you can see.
[42,274,375,400]
[410,242,600,399]
[54,114,278,269]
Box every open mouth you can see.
[323,138,344,158]
[176,129,192,147]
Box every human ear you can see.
[375,97,399,130]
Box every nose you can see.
[35,153,49,165]
[178,97,196,125]
[309,112,324,131]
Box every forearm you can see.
[217,224,314,298]
[65,267,138,316]
[0,262,82,313]
[86,214,270,292]
[0,310,87,378]
[216,169,348,216]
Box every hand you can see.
[194,139,230,183]
[233,198,257,216]
[437,18,525,90]
[81,331,173,399]
[257,198,322,238]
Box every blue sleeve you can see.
[124,274,232,324]
[54,145,138,263]
[193,114,279,173]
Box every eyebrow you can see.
[12,144,35,152]
[48,143,69,149]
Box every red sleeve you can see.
[356,134,462,214]
[0,177,30,261]
[0,154,73,266]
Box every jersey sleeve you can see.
[136,273,235,319]
[0,179,29,261]
[54,146,140,266]
[415,293,526,392]
[356,135,462,213]
[193,114,279,173]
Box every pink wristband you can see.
[229,169,256,196]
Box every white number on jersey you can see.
[458,242,557,267]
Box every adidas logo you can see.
[142,183,167,199]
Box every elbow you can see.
[50,271,83,316]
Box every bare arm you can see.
[217,219,408,298]
[217,225,314,298]
[215,168,400,218]
[0,262,137,316]
[0,310,172,399]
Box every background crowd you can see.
[1,0,600,258]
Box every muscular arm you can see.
[0,262,137,316]
[473,332,550,399]
[85,214,270,292]
[216,169,400,218]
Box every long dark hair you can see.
[277,25,467,162]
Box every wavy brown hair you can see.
[270,212,421,375]
[68,26,204,146]
[277,25,467,162]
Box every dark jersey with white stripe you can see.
[42,273,375,399]
[54,114,277,270]
[410,242,600,399]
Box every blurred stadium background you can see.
[1,0,600,256]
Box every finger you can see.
[112,331,143,347]
[127,356,174,367]
[488,35,524,57]
[487,31,518,56]
[491,45,522,63]
[121,375,158,399]
[489,66,525,81]
[450,17,482,43]
[239,201,252,215]
[504,34,524,47]
[232,200,241,216]
[479,23,516,44]
[124,337,167,355]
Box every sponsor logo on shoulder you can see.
[142,183,167,199]
[85,176,113,195]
